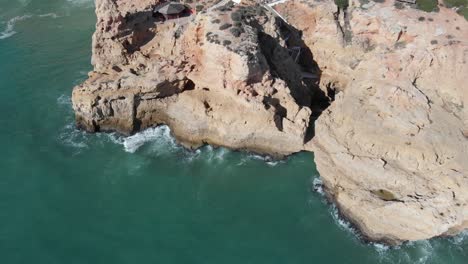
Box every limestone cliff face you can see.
[73,0,467,245]
[73,0,320,157]
[277,0,468,244]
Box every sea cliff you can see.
[72,0,467,245]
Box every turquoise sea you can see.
[0,0,466,263]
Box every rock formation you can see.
[276,0,468,244]
[73,0,324,157]
[72,0,467,245]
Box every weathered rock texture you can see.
[73,0,323,157]
[277,0,468,244]
[73,0,468,244]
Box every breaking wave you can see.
[246,154,283,166]
[0,12,62,40]
[55,98,284,166]
[0,15,32,40]
[311,176,324,195]
[38,13,60,19]
[123,126,176,153]
[110,126,284,166]
[309,174,467,264]
[65,0,94,8]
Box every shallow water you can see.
[0,1,466,263]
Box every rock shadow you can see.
[116,10,158,53]
[258,18,332,143]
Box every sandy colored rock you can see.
[73,0,324,157]
[73,0,467,244]
[277,0,468,244]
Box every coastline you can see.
[72,0,468,245]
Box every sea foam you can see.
[0,12,64,40]
[0,15,32,40]
[123,126,175,153]
[66,0,94,8]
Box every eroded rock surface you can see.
[73,0,467,244]
[277,0,468,244]
[73,0,324,157]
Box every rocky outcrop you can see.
[73,0,467,244]
[277,0,468,244]
[73,0,325,157]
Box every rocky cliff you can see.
[72,0,467,245]
[277,0,467,244]
[73,0,325,157]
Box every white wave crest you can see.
[451,229,468,245]
[247,154,283,166]
[329,204,360,239]
[66,0,94,8]
[38,13,60,19]
[0,15,32,40]
[0,12,64,40]
[57,94,71,107]
[58,123,89,150]
[123,126,175,153]
[312,177,324,195]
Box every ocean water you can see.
[0,0,466,263]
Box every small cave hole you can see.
[184,79,195,91]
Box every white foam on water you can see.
[311,177,324,195]
[66,0,94,8]
[16,0,32,7]
[408,240,435,264]
[117,126,288,167]
[329,204,360,237]
[57,94,71,107]
[0,15,32,40]
[372,242,390,253]
[451,229,468,245]
[247,154,283,166]
[38,13,60,19]
[58,123,89,150]
[0,12,65,40]
[122,126,175,153]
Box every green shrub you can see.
[371,189,398,201]
[196,5,204,12]
[231,11,242,21]
[444,0,468,20]
[219,23,232,30]
[394,41,406,49]
[223,40,232,46]
[394,1,405,9]
[416,0,439,12]
[230,27,242,37]
[334,0,349,9]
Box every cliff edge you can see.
[277,0,468,244]
[72,0,325,157]
[72,0,468,245]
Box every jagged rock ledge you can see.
[73,0,328,157]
